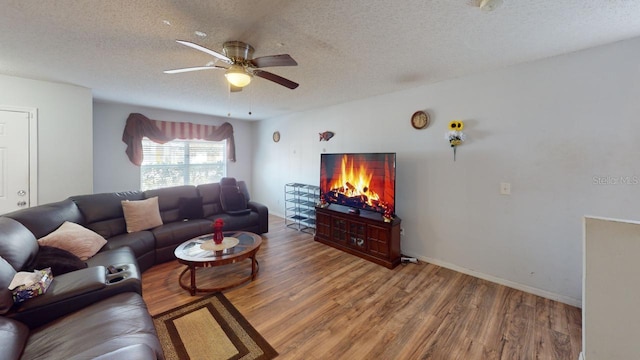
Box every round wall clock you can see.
[272,131,281,142]
[411,110,430,129]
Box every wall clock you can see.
[411,111,430,129]
[272,131,280,142]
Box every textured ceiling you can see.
[1,0,640,120]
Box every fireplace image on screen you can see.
[316,152,401,268]
[320,153,396,215]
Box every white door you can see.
[0,109,31,214]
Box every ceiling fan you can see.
[165,40,299,91]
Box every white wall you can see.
[252,36,640,306]
[0,74,93,204]
[583,216,640,360]
[93,101,254,193]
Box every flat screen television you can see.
[320,153,396,215]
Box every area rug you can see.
[153,292,278,360]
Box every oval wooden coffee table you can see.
[174,231,262,295]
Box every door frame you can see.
[0,105,38,207]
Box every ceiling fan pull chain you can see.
[227,83,232,117]
[248,85,253,116]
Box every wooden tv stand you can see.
[314,204,401,269]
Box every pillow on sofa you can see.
[25,246,88,276]
[178,197,204,220]
[121,196,163,233]
[37,222,107,261]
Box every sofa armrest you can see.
[19,266,107,310]
[248,201,268,234]
[10,262,142,329]
[8,266,108,328]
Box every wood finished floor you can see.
[142,215,582,360]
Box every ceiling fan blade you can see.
[164,66,225,74]
[253,70,299,89]
[175,40,232,63]
[250,54,297,68]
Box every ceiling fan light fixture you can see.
[225,65,252,87]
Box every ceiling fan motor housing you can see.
[223,41,255,61]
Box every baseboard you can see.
[403,252,582,308]
[579,351,584,360]
[274,211,582,307]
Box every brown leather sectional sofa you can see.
[0,178,268,359]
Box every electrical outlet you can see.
[500,182,511,195]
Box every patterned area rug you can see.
[153,293,278,360]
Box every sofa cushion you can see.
[82,217,128,240]
[208,212,260,232]
[71,191,144,238]
[93,344,158,360]
[0,317,29,360]
[144,185,200,223]
[37,221,107,261]
[22,292,163,360]
[3,199,83,239]
[99,231,156,259]
[121,197,163,233]
[0,217,39,271]
[151,219,213,249]
[178,196,204,220]
[86,246,140,269]
[25,246,88,276]
[0,256,17,315]
[197,183,223,217]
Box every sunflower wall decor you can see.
[445,120,466,161]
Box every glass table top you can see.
[175,231,261,262]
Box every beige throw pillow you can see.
[37,221,107,260]
[121,196,163,233]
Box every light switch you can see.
[500,182,511,195]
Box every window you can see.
[140,138,226,190]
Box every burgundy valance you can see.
[122,113,236,166]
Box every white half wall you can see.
[93,101,254,193]
[583,216,640,360]
[0,74,93,204]
[252,36,640,306]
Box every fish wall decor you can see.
[319,131,335,141]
